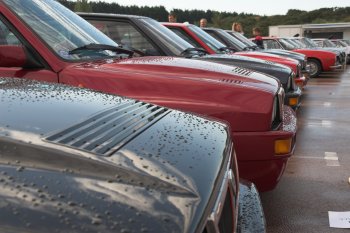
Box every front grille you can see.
[232,67,253,76]
[45,101,169,156]
[218,189,234,232]
[204,168,236,233]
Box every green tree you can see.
[74,0,92,12]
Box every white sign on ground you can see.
[329,211,350,228]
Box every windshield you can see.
[289,39,307,48]
[302,38,318,48]
[217,30,247,50]
[337,41,347,47]
[278,38,297,49]
[187,25,226,53]
[140,18,194,56]
[4,0,121,61]
[230,31,257,47]
[343,39,350,46]
[323,40,336,47]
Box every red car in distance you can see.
[0,0,297,191]
[162,23,303,83]
[261,37,342,77]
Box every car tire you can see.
[307,58,322,78]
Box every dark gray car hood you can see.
[195,54,292,89]
[0,78,231,233]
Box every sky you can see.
[91,0,350,16]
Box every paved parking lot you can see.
[261,67,350,233]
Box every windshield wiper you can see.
[69,43,134,57]
[219,46,236,52]
[180,47,208,57]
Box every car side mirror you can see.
[0,45,27,67]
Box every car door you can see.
[0,16,58,83]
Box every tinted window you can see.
[168,27,202,48]
[89,20,161,56]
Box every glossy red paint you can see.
[262,37,338,72]
[0,2,297,191]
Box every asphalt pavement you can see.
[261,67,350,233]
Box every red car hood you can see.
[74,56,279,93]
[235,51,298,71]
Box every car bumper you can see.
[233,106,297,192]
[285,87,302,110]
[330,64,342,69]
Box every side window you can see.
[0,20,21,45]
[168,27,202,48]
[89,20,160,55]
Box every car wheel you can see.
[307,58,321,78]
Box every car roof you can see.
[78,12,149,20]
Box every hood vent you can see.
[220,79,243,85]
[264,61,276,66]
[232,67,253,76]
[45,101,169,156]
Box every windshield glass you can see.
[230,31,256,47]
[343,40,350,46]
[217,30,247,50]
[140,18,193,56]
[4,0,121,61]
[337,41,347,47]
[323,40,336,47]
[278,38,297,49]
[188,25,225,53]
[289,39,306,48]
[303,38,318,47]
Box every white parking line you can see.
[324,152,340,166]
[323,102,332,107]
[306,120,333,128]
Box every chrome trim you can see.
[330,64,342,69]
[206,148,237,233]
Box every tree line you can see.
[58,0,350,37]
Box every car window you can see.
[168,27,202,48]
[89,20,161,56]
[263,39,282,49]
[0,20,21,45]
[313,40,323,47]
[4,0,121,61]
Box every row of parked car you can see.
[0,0,347,232]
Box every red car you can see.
[0,0,297,191]
[162,22,305,84]
[261,37,342,77]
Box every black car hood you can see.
[263,49,305,64]
[194,54,291,88]
[0,78,231,233]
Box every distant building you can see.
[269,22,350,39]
